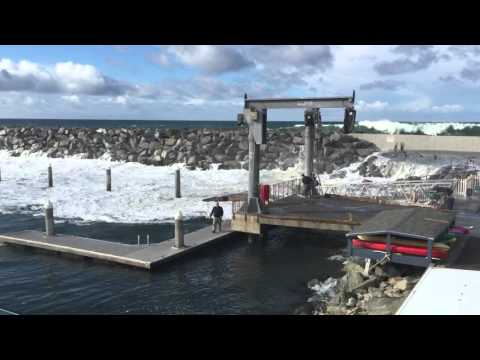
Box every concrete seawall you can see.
[352,134,480,153]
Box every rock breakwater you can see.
[0,126,378,172]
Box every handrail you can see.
[232,172,480,215]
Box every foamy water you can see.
[359,120,479,136]
[294,120,480,135]
[0,150,301,223]
[1,148,477,224]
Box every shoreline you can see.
[296,255,424,315]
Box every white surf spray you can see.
[1,147,477,224]
[0,150,301,223]
[358,120,479,136]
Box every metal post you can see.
[137,234,140,246]
[147,234,150,246]
[48,164,53,188]
[386,233,392,254]
[0,168,2,182]
[45,200,55,237]
[106,168,112,192]
[174,210,184,248]
[427,239,433,264]
[175,169,181,198]
[248,131,260,211]
[304,112,315,178]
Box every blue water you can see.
[0,214,344,314]
[0,118,306,129]
[0,117,347,314]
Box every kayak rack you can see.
[346,208,456,267]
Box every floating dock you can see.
[0,222,233,270]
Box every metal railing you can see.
[270,178,303,201]
[320,180,456,205]
[232,197,247,218]
[232,172,480,215]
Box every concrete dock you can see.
[0,222,233,270]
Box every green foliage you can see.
[396,128,426,135]
[438,125,480,136]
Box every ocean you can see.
[0,118,477,314]
[0,118,303,129]
[2,118,480,135]
[0,118,344,314]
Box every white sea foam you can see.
[358,120,479,136]
[1,147,477,224]
[319,151,480,187]
[285,120,479,136]
[0,150,300,223]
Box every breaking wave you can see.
[1,147,478,224]
[0,150,301,223]
[358,120,480,136]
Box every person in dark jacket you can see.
[302,174,314,197]
[210,201,224,233]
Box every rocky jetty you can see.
[295,256,423,315]
[0,127,378,171]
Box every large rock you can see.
[364,297,405,315]
[346,272,364,292]
[0,126,378,171]
[393,278,409,291]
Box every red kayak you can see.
[352,239,448,259]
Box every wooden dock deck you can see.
[0,222,233,270]
[232,195,414,234]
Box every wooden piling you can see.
[45,201,55,236]
[174,211,184,248]
[106,168,112,192]
[175,169,181,198]
[48,165,53,188]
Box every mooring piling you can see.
[106,168,112,192]
[175,169,181,198]
[174,210,184,248]
[45,200,55,236]
[48,164,53,188]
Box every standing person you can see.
[302,174,312,197]
[210,201,224,233]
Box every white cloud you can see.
[355,100,389,111]
[23,96,35,106]
[0,58,133,96]
[184,98,206,106]
[398,97,434,112]
[431,104,463,113]
[166,45,254,74]
[22,95,47,106]
[54,62,104,93]
[61,95,80,104]
[150,52,170,67]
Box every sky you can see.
[1,45,480,122]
